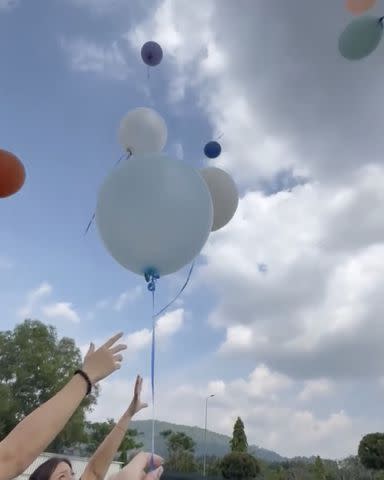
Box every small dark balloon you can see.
[141,41,163,67]
[204,141,222,159]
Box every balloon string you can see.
[154,262,194,318]
[84,152,131,235]
[143,263,194,468]
[151,287,156,470]
[144,270,159,472]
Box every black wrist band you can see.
[74,369,92,396]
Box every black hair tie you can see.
[74,369,92,396]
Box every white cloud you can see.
[0,0,18,11]
[171,142,184,159]
[219,325,257,353]
[194,165,384,380]
[18,282,53,318]
[298,379,334,403]
[60,37,130,80]
[18,283,80,324]
[42,302,80,324]
[124,308,184,354]
[125,328,152,353]
[114,286,142,311]
[157,309,184,338]
[86,365,368,459]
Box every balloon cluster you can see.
[95,42,239,279]
[339,0,383,60]
[96,106,238,278]
[0,149,26,198]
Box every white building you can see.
[16,452,122,480]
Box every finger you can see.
[114,354,123,362]
[86,342,95,356]
[110,344,127,354]
[144,466,164,480]
[128,452,164,472]
[141,402,148,409]
[135,375,141,393]
[103,332,124,348]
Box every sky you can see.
[1,0,384,460]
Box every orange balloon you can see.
[0,149,26,198]
[345,0,376,14]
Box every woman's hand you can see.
[111,452,164,480]
[127,375,148,417]
[82,332,127,384]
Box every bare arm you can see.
[0,333,126,480]
[83,376,147,480]
[0,375,87,480]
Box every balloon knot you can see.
[145,269,160,291]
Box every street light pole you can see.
[203,394,215,478]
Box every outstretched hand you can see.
[111,452,163,480]
[127,375,148,417]
[82,332,127,384]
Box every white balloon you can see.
[201,167,239,231]
[96,153,213,277]
[118,107,167,154]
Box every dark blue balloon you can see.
[141,41,163,67]
[204,141,222,159]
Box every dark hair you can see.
[30,457,73,480]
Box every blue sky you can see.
[3,0,384,460]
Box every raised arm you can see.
[0,332,126,480]
[83,375,148,480]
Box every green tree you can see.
[221,452,260,480]
[85,420,143,461]
[118,428,143,463]
[359,433,384,471]
[196,455,223,477]
[313,456,326,480]
[230,417,248,453]
[160,430,197,473]
[337,456,371,480]
[0,320,97,451]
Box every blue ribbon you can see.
[144,263,194,471]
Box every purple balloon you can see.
[141,41,163,67]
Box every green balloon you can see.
[338,16,383,60]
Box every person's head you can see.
[30,457,74,480]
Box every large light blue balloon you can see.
[339,16,383,60]
[96,153,213,277]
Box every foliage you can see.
[85,419,143,458]
[230,417,248,453]
[161,430,197,473]
[358,433,384,471]
[313,456,326,480]
[0,320,97,451]
[221,452,260,480]
[195,455,223,477]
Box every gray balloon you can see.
[201,167,239,232]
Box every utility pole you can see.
[203,394,215,477]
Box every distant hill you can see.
[130,420,285,463]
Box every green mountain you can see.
[130,420,285,463]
